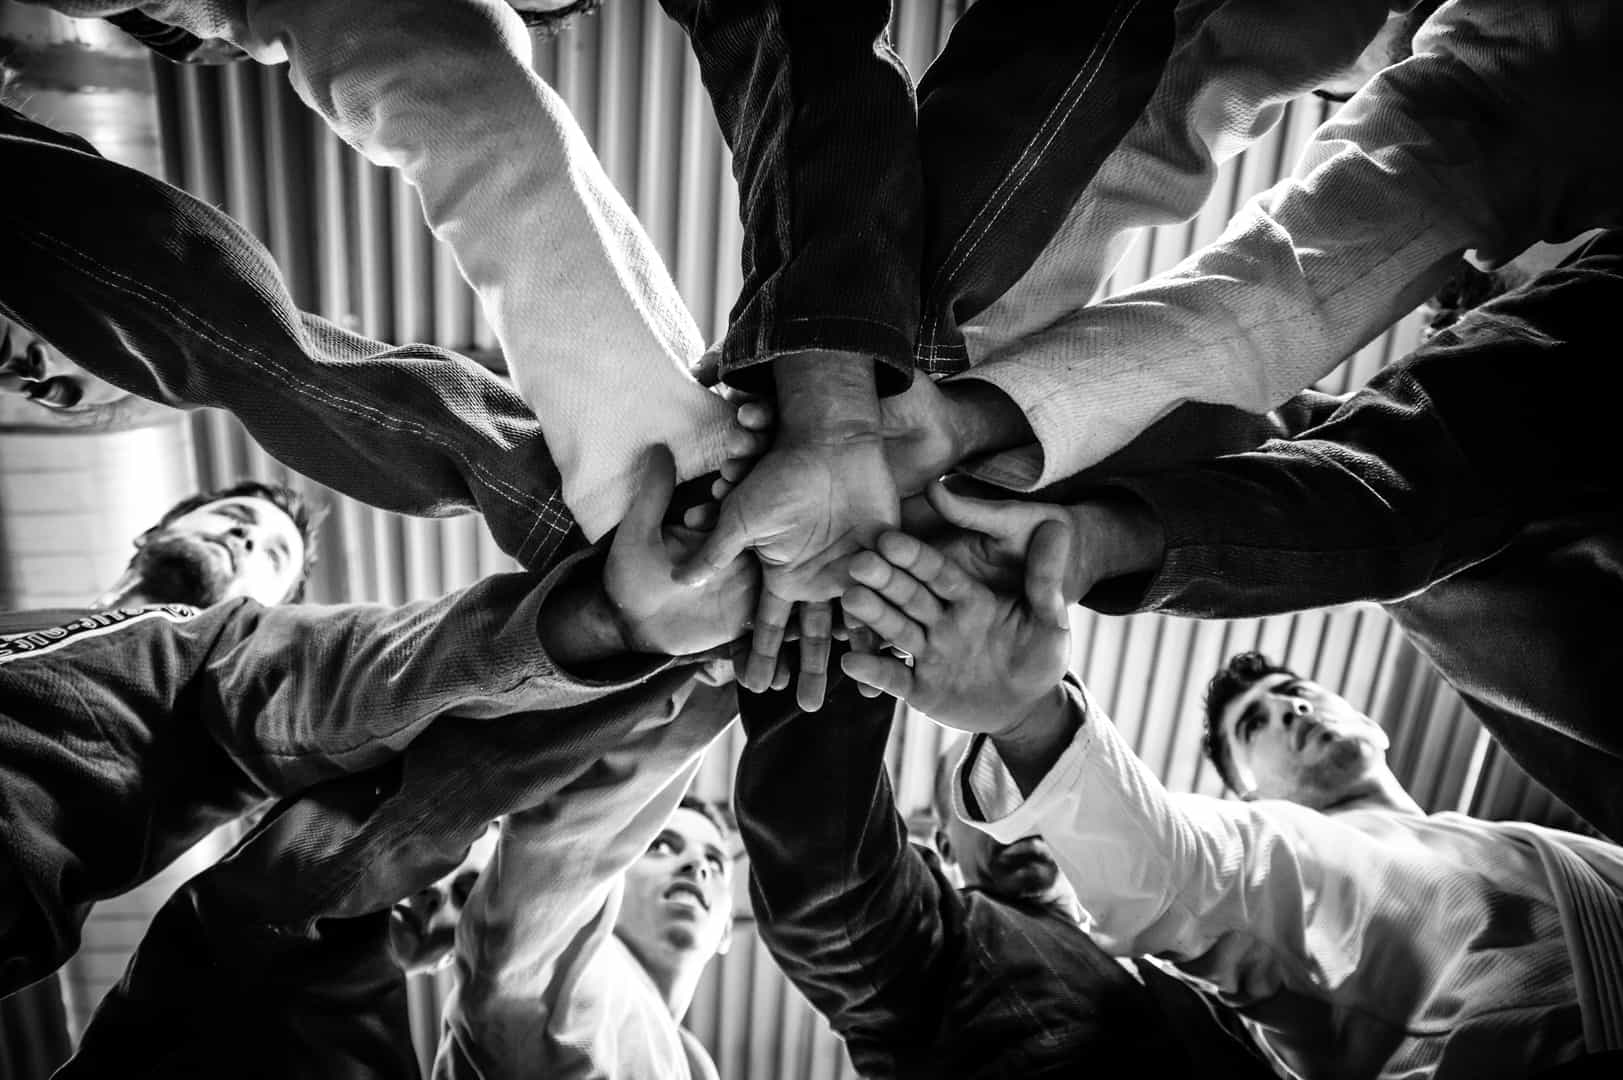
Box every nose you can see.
[675,855,713,885]
[1282,698,1311,726]
[225,523,256,554]
[1,342,46,382]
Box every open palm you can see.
[838,524,1073,736]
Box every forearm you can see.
[965,684,1290,960]
[442,683,734,1077]
[958,20,1568,489]
[0,105,571,573]
[660,0,922,394]
[959,0,1387,363]
[942,379,1034,462]
[249,0,732,539]
[219,552,674,793]
[775,351,883,439]
[990,683,1081,796]
[737,681,955,1062]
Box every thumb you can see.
[1025,519,1073,630]
[673,502,750,585]
[619,444,677,556]
[925,481,1014,540]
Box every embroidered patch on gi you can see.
[0,604,201,662]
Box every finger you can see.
[839,652,915,701]
[692,343,723,388]
[844,620,885,696]
[925,481,1023,544]
[720,458,752,483]
[796,602,835,712]
[840,585,929,658]
[771,657,792,692]
[874,530,980,604]
[683,503,719,531]
[736,400,774,431]
[675,505,751,585]
[847,549,944,626]
[742,591,795,693]
[724,426,769,461]
[1026,519,1074,630]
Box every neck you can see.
[93,573,155,610]
[1318,766,1422,816]
[617,933,704,1020]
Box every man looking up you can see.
[96,481,314,609]
[0,477,315,1076]
[438,793,737,1079]
[1,477,315,639]
[839,527,1623,1077]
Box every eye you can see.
[649,835,677,857]
[705,853,726,875]
[26,377,83,410]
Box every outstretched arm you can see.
[835,529,1321,969]
[437,680,736,1079]
[737,680,964,1074]
[237,0,738,541]
[954,0,1620,489]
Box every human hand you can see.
[678,434,899,708]
[693,397,893,701]
[605,445,759,657]
[838,523,1073,736]
[878,373,961,497]
[908,481,1167,604]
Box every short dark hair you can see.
[1202,651,1298,793]
[147,480,322,603]
[512,0,602,38]
[677,794,737,846]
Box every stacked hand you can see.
[838,522,1075,737]
[678,430,899,709]
[602,408,771,658]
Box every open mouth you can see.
[663,881,709,911]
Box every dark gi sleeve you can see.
[0,103,576,574]
[736,677,1174,1078]
[1090,232,1623,619]
[0,550,675,998]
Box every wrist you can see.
[990,683,1080,795]
[539,564,634,669]
[774,350,882,440]
[1067,496,1165,595]
[942,380,1034,461]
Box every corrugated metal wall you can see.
[81,2,1577,1076]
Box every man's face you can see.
[133,495,306,608]
[1220,673,1389,807]
[388,825,499,976]
[1,314,135,417]
[614,808,734,974]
